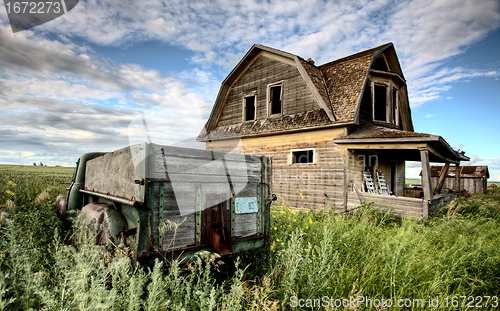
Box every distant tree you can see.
[40,162,43,166]
[33,162,37,166]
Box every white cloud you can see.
[0,24,209,165]
[408,67,500,108]
[425,114,435,118]
[0,0,499,165]
[18,0,497,108]
[468,155,484,164]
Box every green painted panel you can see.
[195,184,202,245]
[232,238,265,254]
[231,196,235,238]
[159,183,164,250]
[257,184,261,234]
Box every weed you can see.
[1,165,499,310]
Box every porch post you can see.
[455,162,461,193]
[420,148,433,201]
[434,162,450,195]
[343,149,349,212]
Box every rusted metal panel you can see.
[79,189,139,207]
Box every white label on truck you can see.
[235,197,258,214]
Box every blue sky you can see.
[0,0,499,180]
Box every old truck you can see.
[60,142,273,264]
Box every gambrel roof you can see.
[199,43,413,141]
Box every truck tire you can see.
[55,194,67,219]
[77,203,128,246]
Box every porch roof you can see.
[334,125,469,163]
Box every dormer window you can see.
[370,69,405,128]
[268,82,283,116]
[371,80,400,127]
[373,83,388,122]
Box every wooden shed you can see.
[422,165,489,194]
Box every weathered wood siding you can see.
[85,145,141,201]
[431,177,487,194]
[347,192,424,218]
[347,149,365,192]
[217,55,320,127]
[209,128,347,210]
[396,161,405,196]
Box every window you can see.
[268,83,282,116]
[244,96,256,121]
[242,90,257,122]
[372,82,399,126]
[392,86,399,126]
[373,84,387,121]
[291,149,315,164]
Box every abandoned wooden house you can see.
[420,165,489,194]
[197,43,469,218]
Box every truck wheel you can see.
[55,194,67,219]
[77,203,128,246]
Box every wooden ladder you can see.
[376,170,390,195]
[363,171,375,193]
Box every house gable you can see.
[200,45,336,140]
[199,43,415,141]
[217,54,322,127]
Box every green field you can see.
[1,165,499,310]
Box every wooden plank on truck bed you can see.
[153,144,261,163]
[85,144,141,201]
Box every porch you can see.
[345,191,455,218]
[335,126,469,218]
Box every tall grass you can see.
[1,166,499,310]
[240,193,500,309]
